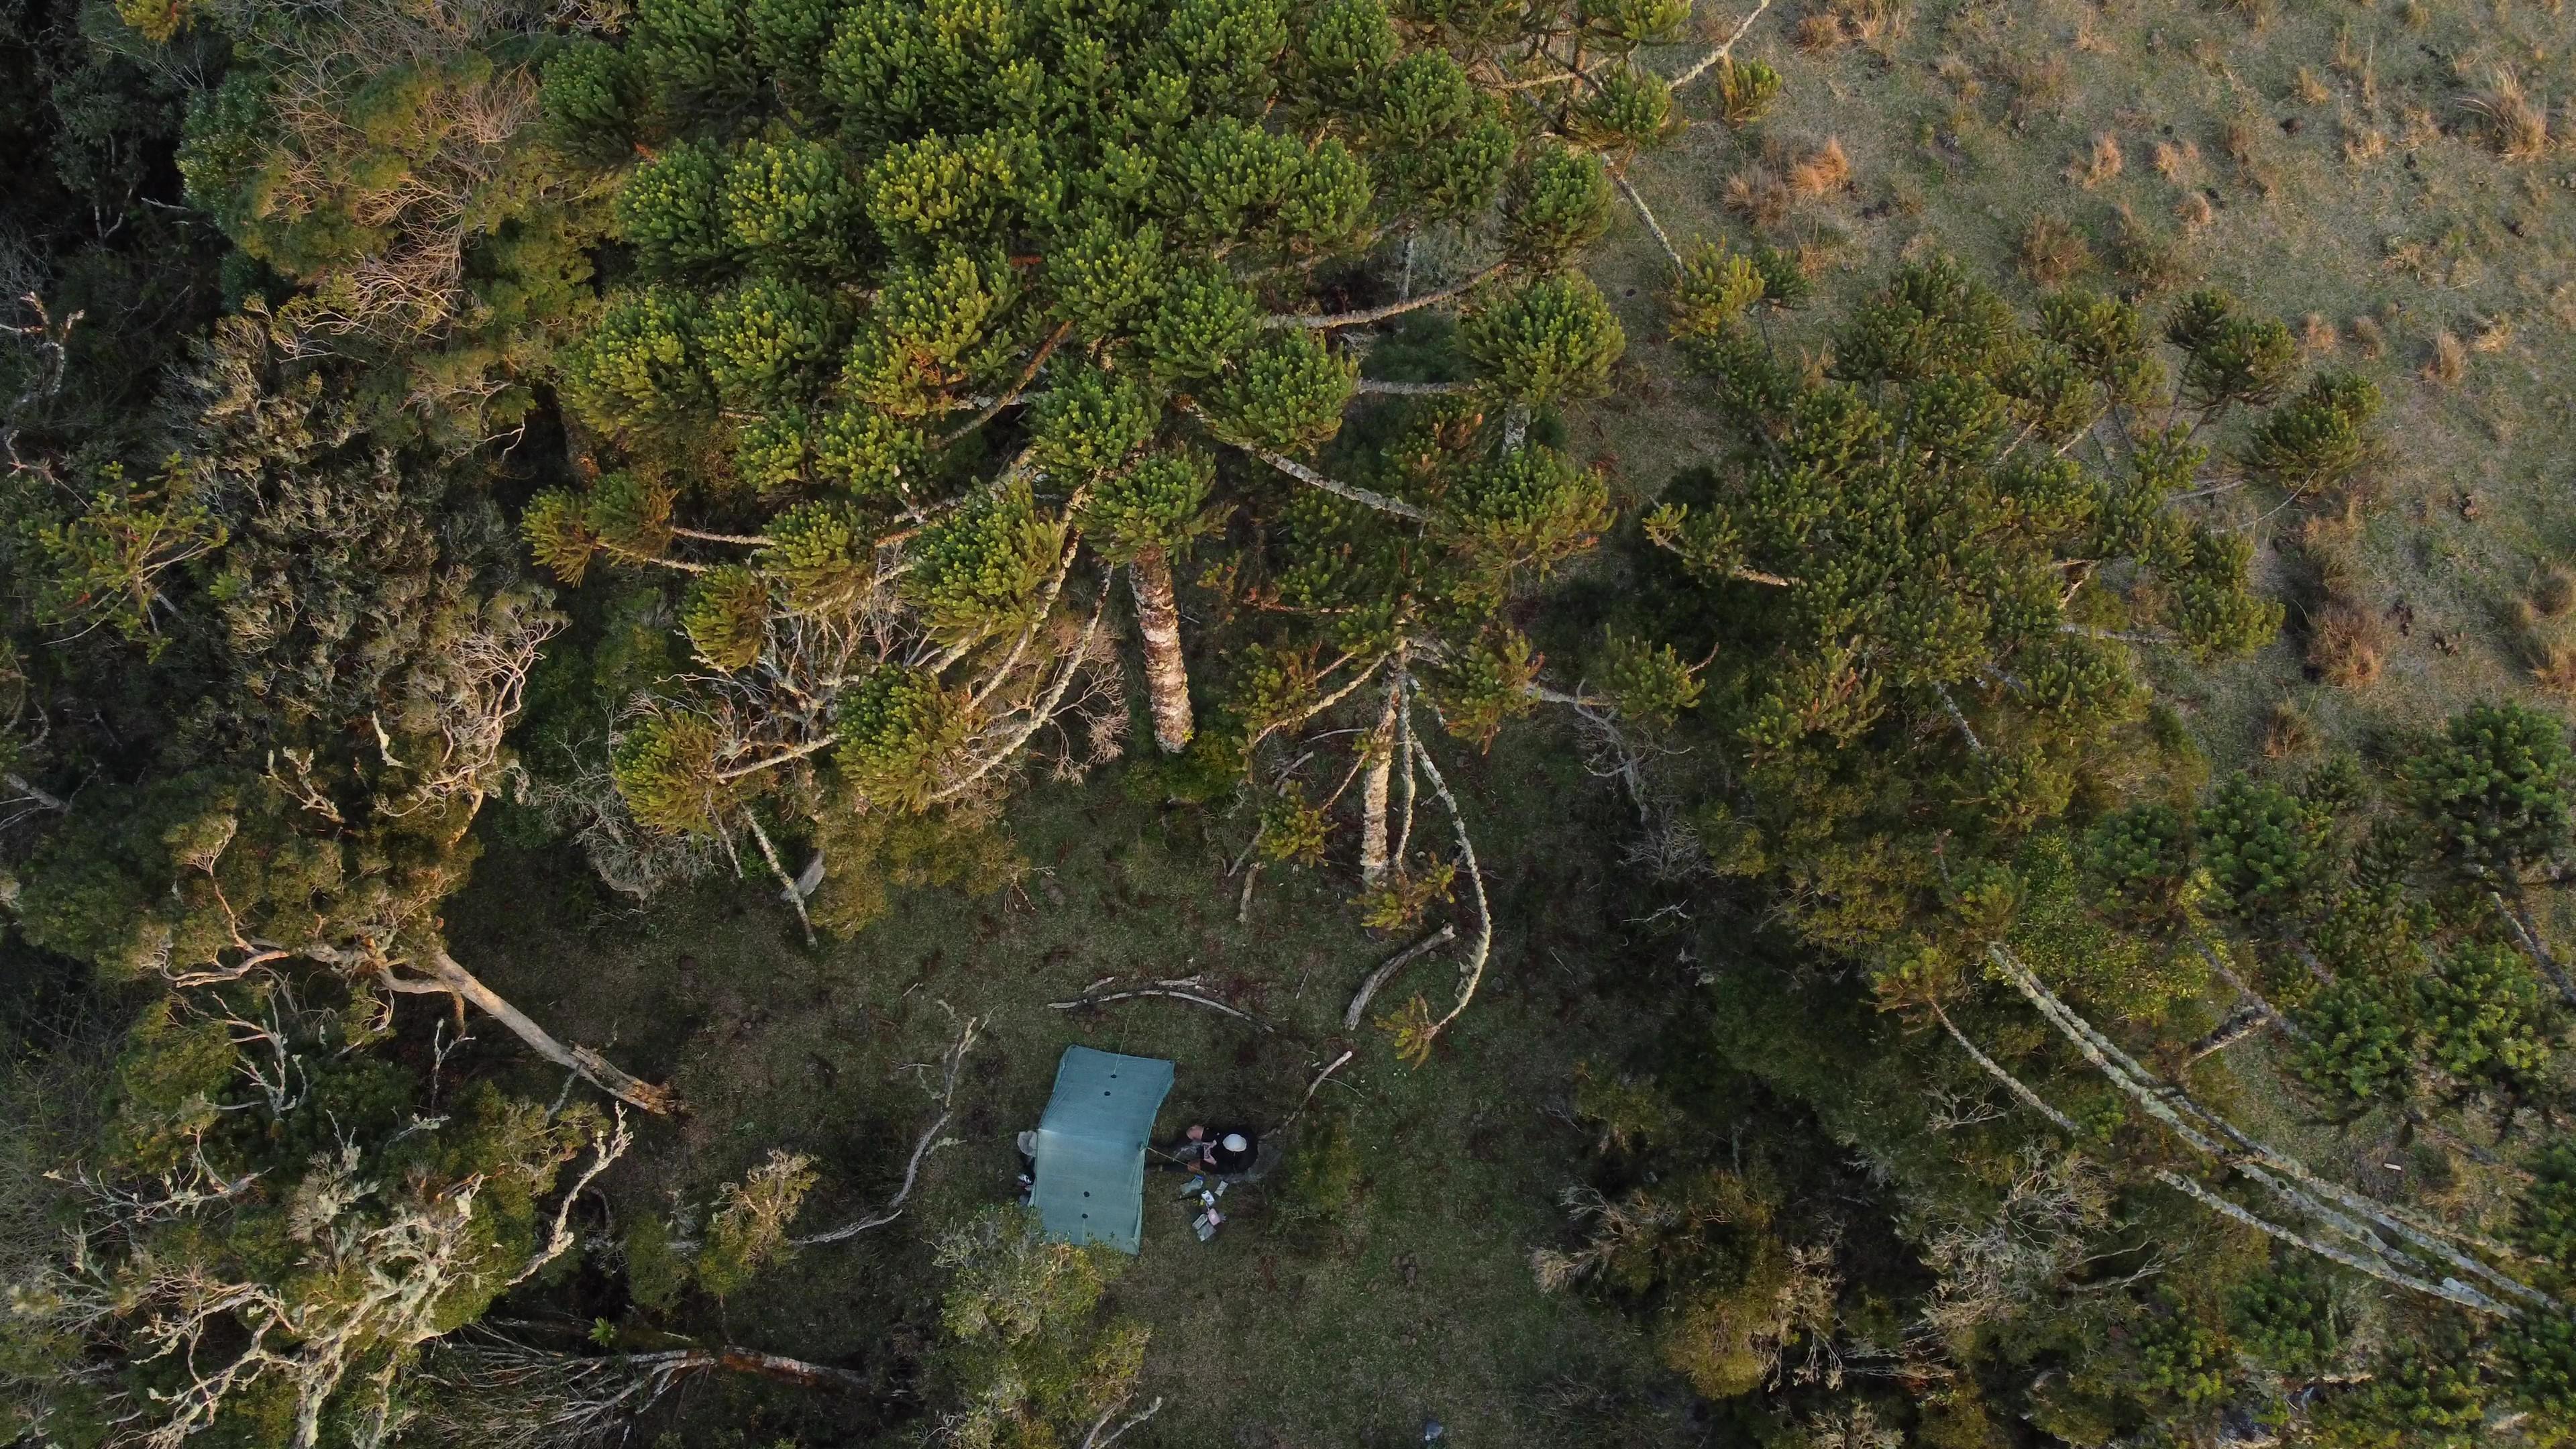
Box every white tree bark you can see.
[1358,680,1401,883]
[380,952,676,1115]
[1128,549,1193,753]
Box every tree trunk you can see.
[384,951,678,1115]
[1359,682,1400,884]
[1130,548,1193,753]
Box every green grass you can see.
[447,731,1705,1445]
[1599,0,2576,759]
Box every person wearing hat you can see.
[1208,1130,1254,1176]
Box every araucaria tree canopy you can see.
[528,0,1666,969]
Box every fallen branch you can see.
[382,952,676,1115]
[1047,983,1277,1033]
[1611,171,1684,270]
[1280,1049,1358,1131]
[1668,0,1777,88]
[1081,1396,1165,1449]
[1344,924,1457,1029]
[796,1014,982,1245]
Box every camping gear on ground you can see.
[1026,1046,1175,1254]
[1193,1207,1224,1241]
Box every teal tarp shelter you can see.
[1030,1046,1175,1254]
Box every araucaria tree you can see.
[529,0,1675,1008]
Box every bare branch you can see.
[1344,924,1457,1029]
[794,1014,981,1245]
[1263,260,1509,329]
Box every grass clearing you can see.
[448,731,1707,1444]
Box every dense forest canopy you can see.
[5,0,2576,1443]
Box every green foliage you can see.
[2406,701,2574,888]
[1029,371,1158,480]
[2315,1344,2486,1449]
[1668,241,1765,341]
[694,1150,818,1300]
[2165,288,2297,411]
[1458,273,1625,407]
[2226,1263,2341,1379]
[835,665,975,809]
[700,274,841,407]
[1202,331,1358,452]
[2131,1292,2229,1407]
[2294,973,2410,1102]
[2414,941,2550,1088]
[612,710,733,833]
[2238,370,2384,498]
[1714,56,1782,125]
[902,480,1067,642]
[1079,448,1218,560]
[2084,802,2193,922]
[1501,144,1613,268]
[2202,773,2329,920]
[682,566,771,669]
[930,1207,1148,1449]
[1600,634,1705,728]
[561,286,710,436]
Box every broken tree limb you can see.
[1611,172,1684,270]
[741,809,816,947]
[1281,1050,1358,1131]
[1263,260,1509,329]
[1235,443,1432,521]
[1935,999,2518,1315]
[1049,983,1277,1033]
[380,952,675,1115]
[796,1014,981,1245]
[1668,0,1777,87]
[1344,924,1457,1029]
[1405,701,1496,1051]
[1986,943,2547,1316]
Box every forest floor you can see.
[450,3,2576,1442]
[449,730,1715,1447]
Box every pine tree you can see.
[527,0,1666,977]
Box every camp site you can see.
[12,0,2576,1443]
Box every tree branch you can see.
[1263,260,1509,329]
[1234,443,1430,521]
[1344,924,1456,1029]
[382,953,676,1115]
[795,1014,981,1245]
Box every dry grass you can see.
[1788,136,1853,199]
[2534,644,2576,698]
[2018,214,2092,284]
[2536,564,2576,621]
[2351,314,2387,359]
[2300,313,2339,355]
[2068,131,2125,189]
[2471,315,2515,354]
[2175,191,2216,233]
[2331,27,2379,106]
[2463,68,2551,160]
[1724,164,1793,225]
[2308,599,2389,688]
[1795,0,1907,52]
[2262,699,2319,759]
[2422,329,2467,386]
[2342,123,2388,165]
[2151,139,2198,182]
[2293,66,2330,105]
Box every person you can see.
[1209,1130,1254,1176]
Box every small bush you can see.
[2067,131,2123,189]
[2018,215,2092,284]
[2308,599,2388,689]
